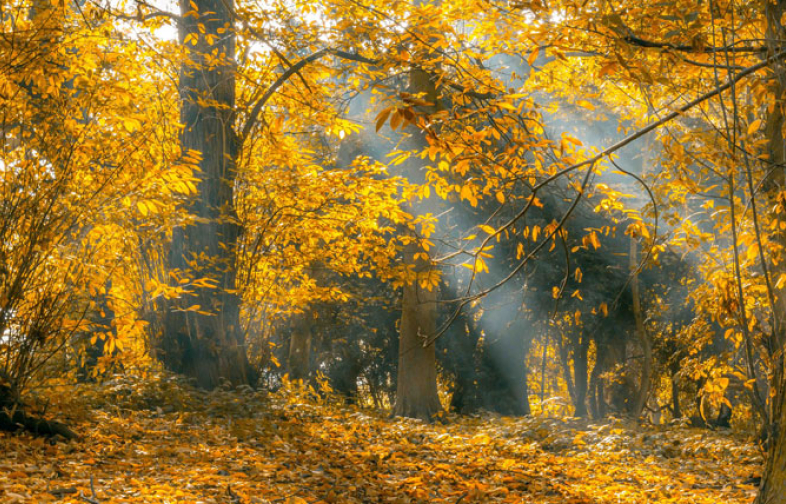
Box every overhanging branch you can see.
[239,48,498,140]
[623,34,766,54]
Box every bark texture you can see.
[161,0,252,389]
[392,65,443,421]
[758,1,786,501]
[393,277,442,420]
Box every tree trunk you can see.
[757,1,786,501]
[573,336,589,417]
[445,309,481,413]
[519,331,533,416]
[759,372,786,502]
[630,238,652,418]
[391,56,443,420]
[160,0,252,389]
[671,371,682,419]
[393,277,441,420]
[589,357,601,419]
[520,362,532,416]
[288,310,313,382]
[558,333,576,408]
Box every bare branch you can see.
[623,33,766,54]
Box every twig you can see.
[78,475,100,504]
[227,484,242,504]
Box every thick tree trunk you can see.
[393,277,441,420]
[476,326,531,416]
[573,337,589,418]
[445,309,481,413]
[757,1,786,501]
[559,330,590,417]
[391,61,443,420]
[161,0,252,389]
[759,375,786,503]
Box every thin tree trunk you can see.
[288,310,313,382]
[630,238,652,418]
[573,336,589,417]
[540,329,548,410]
[558,332,576,407]
[589,342,606,419]
[671,373,682,419]
[520,330,533,416]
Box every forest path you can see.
[0,378,761,503]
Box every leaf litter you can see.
[0,376,761,503]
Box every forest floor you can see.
[0,375,764,504]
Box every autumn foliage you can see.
[3,0,786,501]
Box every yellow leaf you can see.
[576,100,595,111]
[531,225,540,242]
[747,119,762,136]
[460,184,474,203]
[589,231,600,249]
[528,48,539,66]
[123,118,140,132]
[479,224,495,235]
